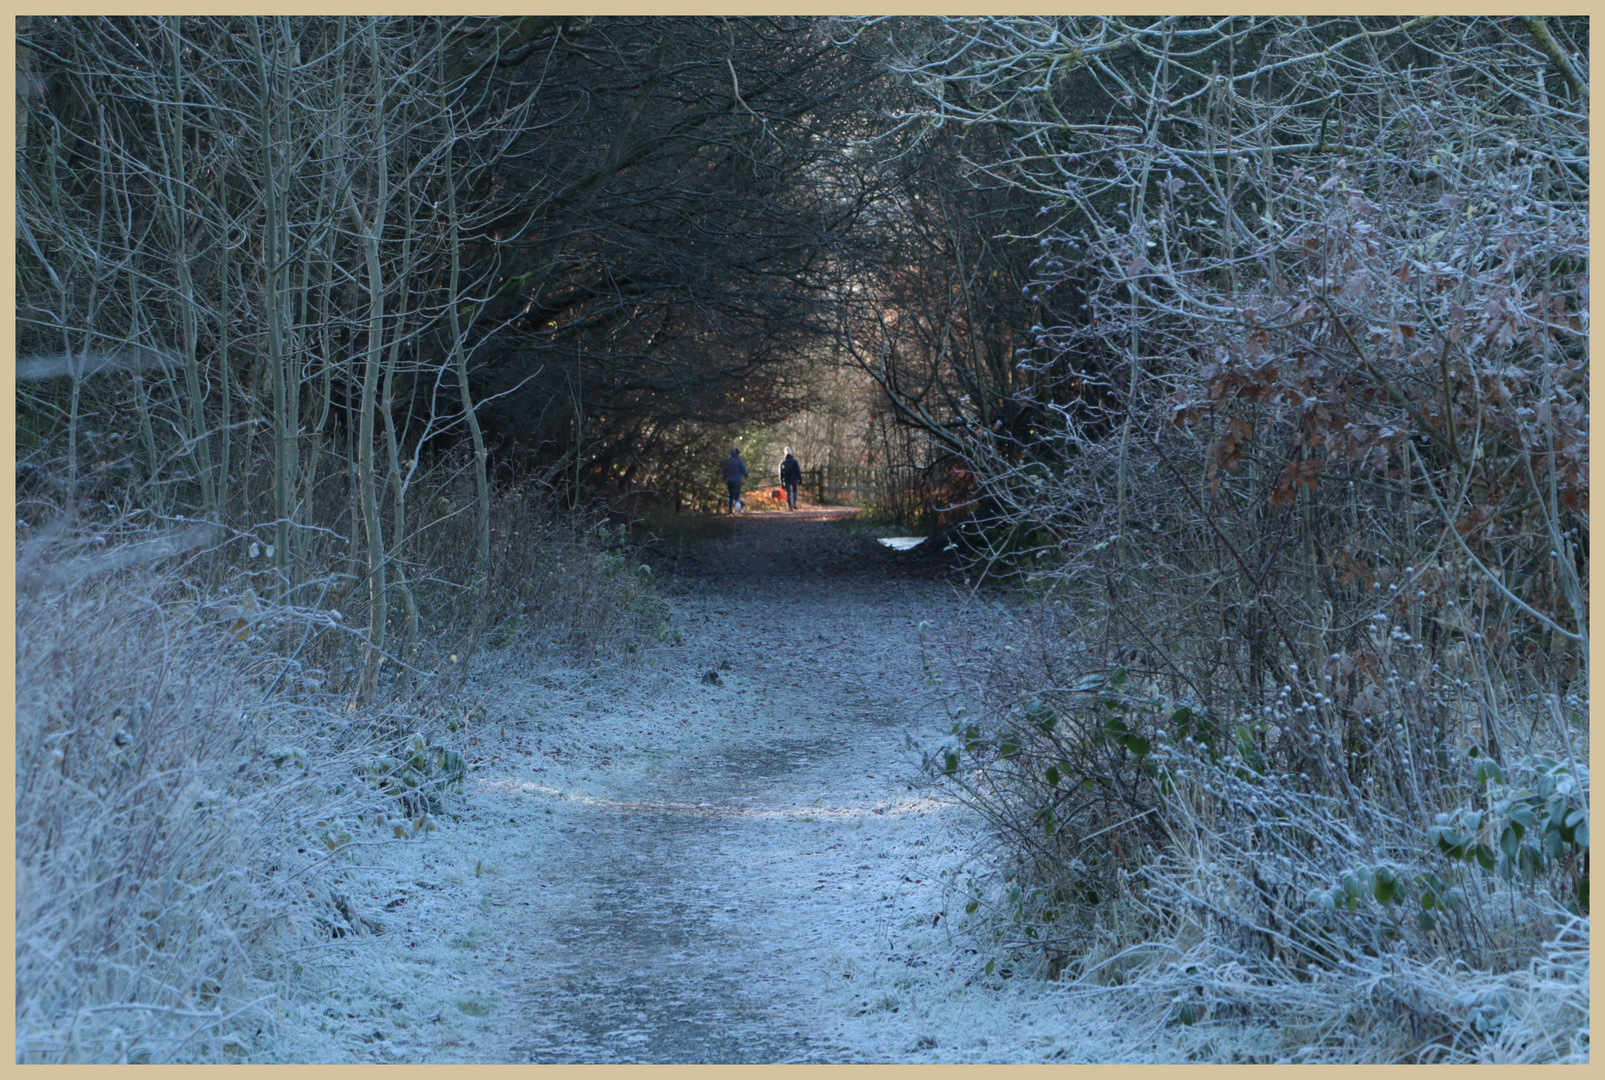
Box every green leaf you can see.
[943,751,960,775]
[965,900,979,914]
[1122,734,1151,757]
[1373,868,1398,905]
[1474,843,1495,872]
[1045,765,1062,787]
[985,959,995,976]
[1500,825,1520,862]
[1417,909,1437,932]
[999,733,1020,759]
[1110,666,1128,688]
[1170,706,1194,735]
[1178,1003,1199,1026]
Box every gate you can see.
[806,464,887,507]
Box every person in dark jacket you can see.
[779,449,802,510]
[721,448,749,513]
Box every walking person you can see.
[779,448,802,511]
[722,447,749,513]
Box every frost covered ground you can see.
[267,509,1257,1063]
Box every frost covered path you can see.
[313,508,1171,1064]
[466,507,990,1063]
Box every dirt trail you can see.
[325,509,1169,1064]
[468,508,977,1062]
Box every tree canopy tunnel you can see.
[410,16,895,505]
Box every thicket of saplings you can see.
[16,16,675,1063]
[901,18,1588,1063]
[17,409,666,1064]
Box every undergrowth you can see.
[927,587,1588,1063]
[15,480,669,1062]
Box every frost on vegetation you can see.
[929,669,1590,1062]
[461,504,672,660]
[13,496,676,1062]
[887,13,1588,1065]
[13,535,457,1063]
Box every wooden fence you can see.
[806,464,887,507]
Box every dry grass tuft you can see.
[15,530,382,1062]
